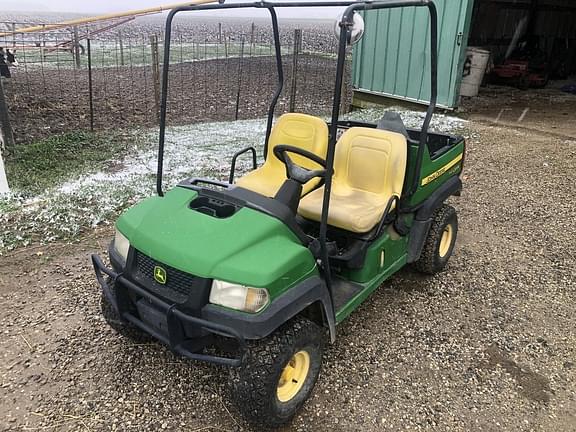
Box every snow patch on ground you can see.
[0,109,466,253]
[0,119,267,252]
[345,107,468,133]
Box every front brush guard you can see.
[91,254,246,367]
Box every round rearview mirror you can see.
[334,11,365,46]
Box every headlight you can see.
[113,228,130,263]
[209,280,269,313]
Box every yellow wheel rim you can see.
[439,224,453,258]
[277,350,310,403]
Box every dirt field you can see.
[1,110,576,430]
[4,54,350,145]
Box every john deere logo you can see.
[153,266,167,284]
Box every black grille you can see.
[131,250,199,303]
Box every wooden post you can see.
[0,79,14,193]
[289,29,302,113]
[0,79,14,151]
[250,22,255,55]
[119,31,125,66]
[87,39,95,131]
[235,38,245,120]
[150,35,161,122]
[73,26,81,68]
[218,22,222,43]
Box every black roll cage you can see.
[157,0,438,309]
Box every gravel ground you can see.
[460,82,576,139]
[1,119,576,431]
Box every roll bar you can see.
[320,0,437,292]
[157,0,437,197]
[156,0,438,315]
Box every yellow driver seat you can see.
[236,113,328,197]
[298,127,407,233]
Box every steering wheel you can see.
[273,144,327,185]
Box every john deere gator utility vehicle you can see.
[92,0,465,427]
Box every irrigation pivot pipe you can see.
[0,1,219,37]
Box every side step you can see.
[331,277,364,312]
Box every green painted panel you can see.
[353,1,474,108]
[116,187,317,298]
[340,229,408,284]
[409,140,465,205]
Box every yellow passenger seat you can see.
[236,113,328,197]
[298,127,407,233]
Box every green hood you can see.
[116,187,316,296]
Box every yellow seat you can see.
[236,113,328,197]
[298,127,407,233]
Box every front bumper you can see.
[91,254,246,367]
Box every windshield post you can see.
[318,5,354,306]
[263,7,284,160]
[404,1,438,201]
[157,8,178,197]
[156,0,438,208]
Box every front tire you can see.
[414,204,458,274]
[230,316,323,428]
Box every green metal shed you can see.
[352,0,475,109]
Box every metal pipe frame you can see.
[0,1,218,37]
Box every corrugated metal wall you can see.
[352,1,474,109]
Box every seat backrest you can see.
[333,127,407,199]
[265,113,329,172]
[376,111,408,139]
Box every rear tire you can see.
[230,316,323,428]
[100,279,151,342]
[414,204,458,275]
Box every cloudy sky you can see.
[3,0,343,18]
